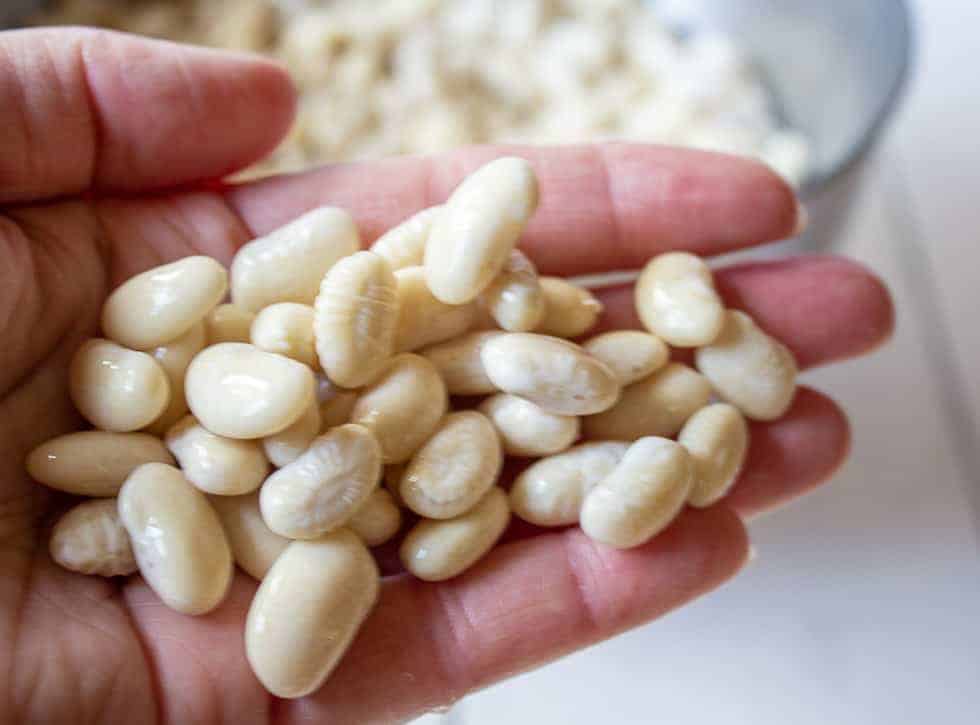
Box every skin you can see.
[0,28,894,725]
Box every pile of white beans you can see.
[28,157,797,698]
[36,0,811,185]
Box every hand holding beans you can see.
[0,24,896,723]
[28,156,849,701]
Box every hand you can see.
[0,28,893,724]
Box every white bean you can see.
[210,492,289,580]
[348,488,402,546]
[635,252,724,347]
[480,333,620,415]
[400,411,502,519]
[349,354,448,463]
[583,362,712,440]
[480,250,545,332]
[580,437,693,548]
[678,403,749,507]
[185,343,315,439]
[49,499,137,577]
[369,205,442,271]
[536,277,603,338]
[400,487,510,581]
[101,256,228,350]
[393,266,476,351]
[509,441,629,526]
[246,530,379,698]
[118,463,233,614]
[260,424,382,539]
[251,303,317,368]
[314,251,399,388]
[425,157,539,304]
[231,207,360,312]
[694,310,798,421]
[479,393,579,457]
[165,415,269,495]
[420,330,503,395]
[69,339,170,432]
[582,330,669,386]
[26,431,174,497]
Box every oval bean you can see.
[101,256,228,350]
[400,411,502,519]
[479,393,579,457]
[49,499,137,577]
[314,251,399,388]
[145,321,207,435]
[185,343,315,439]
[509,441,629,526]
[251,302,317,368]
[394,266,476,351]
[246,530,379,698]
[206,303,256,344]
[348,488,402,546]
[678,403,749,508]
[425,157,539,304]
[260,424,382,539]
[400,487,510,582]
[583,362,711,440]
[69,339,170,432]
[349,354,447,463]
[383,464,406,507]
[263,400,321,467]
[536,277,603,339]
[209,492,289,580]
[582,330,669,386]
[420,330,503,395]
[118,463,232,614]
[635,252,724,347]
[480,333,620,415]
[580,437,693,549]
[231,207,360,312]
[480,250,545,332]
[165,415,269,495]
[369,205,441,271]
[26,431,174,496]
[694,310,798,421]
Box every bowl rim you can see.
[801,0,915,197]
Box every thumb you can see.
[0,27,295,203]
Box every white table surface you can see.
[431,1,980,722]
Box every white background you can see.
[434,1,980,722]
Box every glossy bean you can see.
[424,157,539,304]
[185,343,315,439]
[580,437,693,548]
[400,487,510,581]
[349,354,448,463]
[101,256,228,350]
[245,530,379,698]
[69,339,170,432]
[231,207,360,312]
[118,463,233,614]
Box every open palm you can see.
[0,28,893,725]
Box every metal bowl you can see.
[3,0,912,248]
[655,0,913,249]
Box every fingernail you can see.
[792,200,809,237]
